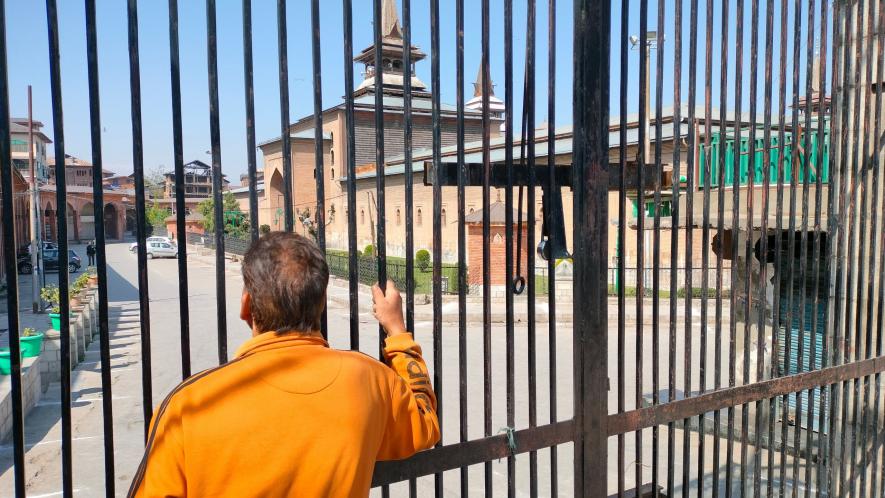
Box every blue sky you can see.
[6,0,825,179]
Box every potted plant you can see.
[0,348,22,375]
[20,327,44,358]
[41,284,62,330]
[70,273,90,307]
[86,266,98,285]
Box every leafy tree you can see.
[416,249,431,272]
[144,165,168,200]
[145,204,171,234]
[198,192,242,234]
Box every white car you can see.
[145,241,177,259]
[130,237,177,253]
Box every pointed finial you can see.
[381,0,402,39]
[473,63,495,97]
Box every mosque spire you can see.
[381,0,403,39]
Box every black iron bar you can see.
[206,0,227,365]
[856,2,879,493]
[742,0,759,492]
[168,0,191,379]
[713,0,730,494]
[503,0,516,494]
[865,4,884,496]
[524,1,538,496]
[651,0,665,493]
[682,0,699,493]
[454,0,470,476]
[277,0,293,232]
[85,0,115,492]
[125,0,152,440]
[826,3,850,494]
[726,0,745,494]
[781,0,802,493]
[545,0,559,495]
[481,0,493,495]
[242,0,259,243]
[341,0,359,349]
[572,0,610,494]
[636,0,648,491]
[310,0,327,339]
[429,0,444,494]
[454,0,468,494]
[401,0,416,492]
[754,1,774,495]
[768,1,788,495]
[666,0,681,493]
[838,2,864,494]
[699,0,714,494]
[617,0,628,494]
[668,0,691,496]
[0,0,25,493]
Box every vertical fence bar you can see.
[372,0,387,361]
[523,0,538,495]
[84,0,115,492]
[616,0,628,494]
[699,0,713,493]
[168,0,191,379]
[726,1,745,494]
[741,0,759,491]
[454,0,468,494]
[242,0,259,243]
[636,0,648,490]
[866,4,884,495]
[341,0,359,349]
[712,1,730,494]
[572,0,610,495]
[681,0,699,493]
[46,0,74,491]
[277,0,293,233]
[429,0,444,494]
[206,0,227,365]
[503,0,516,494]
[480,0,493,494]
[310,0,327,338]
[667,0,682,492]
[545,0,559,495]
[651,0,666,491]
[401,1,416,494]
[125,0,153,438]
[0,1,26,494]
[754,1,774,494]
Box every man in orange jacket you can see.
[129,232,439,497]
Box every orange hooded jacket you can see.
[128,331,439,497]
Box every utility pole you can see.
[28,86,40,312]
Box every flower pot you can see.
[20,333,45,358]
[0,349,23,375]
[49,312,61,330]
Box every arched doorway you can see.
[104,203,119,240]
[80,202,95,240]
[268,169,285,230]
[66,202,78,241]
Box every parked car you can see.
[18,249,81,274]
[17,242,58,258]
[129,236,176,253]
[130,240,178,259]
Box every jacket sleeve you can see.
[376,332,441,460]
[128,400,187,498]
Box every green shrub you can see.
[259,224,271,235]
[416,249,431,272]
[363,244,375,258]
[41,285,60,314]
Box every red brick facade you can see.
[467,223,530,287]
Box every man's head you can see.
[240,232,329,335]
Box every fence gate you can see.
[0,0,881,497]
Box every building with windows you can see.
[47,154,114,188]
[162,160,229,199]
[10,117,51,182]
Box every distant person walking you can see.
[86,241,95,266]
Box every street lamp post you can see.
[27,86,41,312]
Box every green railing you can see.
[698,128,830,187]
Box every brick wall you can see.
[467,223,529,286]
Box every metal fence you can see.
[0,0,882,497]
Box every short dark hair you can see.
[242,232,328,333]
